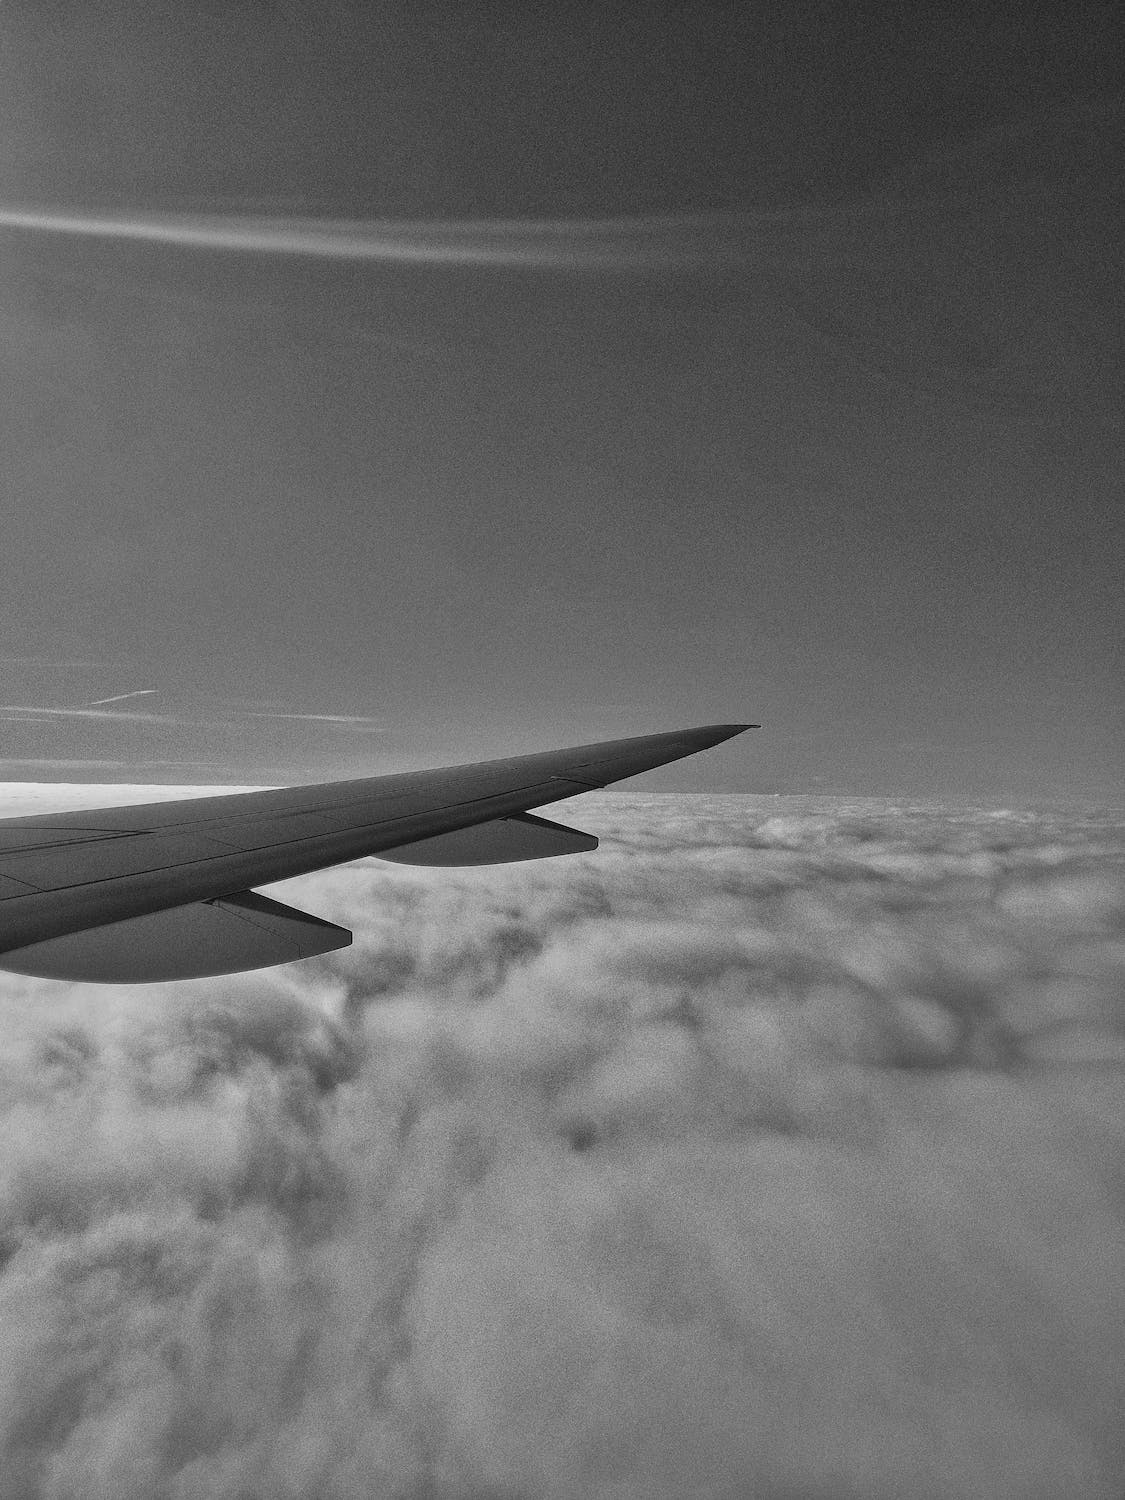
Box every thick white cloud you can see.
[0,790,1122,1498]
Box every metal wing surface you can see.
[0,724,752,983]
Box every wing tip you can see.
[683,722,760,749]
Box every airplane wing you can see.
[0,723,753,983]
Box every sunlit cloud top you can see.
[0,792,1120,1495]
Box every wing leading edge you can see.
[0,723,754,982]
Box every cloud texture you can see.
[0,790,1122,1499]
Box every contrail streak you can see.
[0,206,757,270]
[86,690,158,706]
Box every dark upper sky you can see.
[0,1,1121,796]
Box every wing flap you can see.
[0,890,351,983]
[377,812,598,866]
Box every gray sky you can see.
[0,1,1121,796]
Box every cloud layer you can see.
[0,790,1122,1499]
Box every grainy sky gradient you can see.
[1,1,1122,794]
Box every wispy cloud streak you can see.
[0,206,757,270]
[0,699,382,736]
[242,711,384,730]
[0,704,186,726]
[0,758,233,772]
